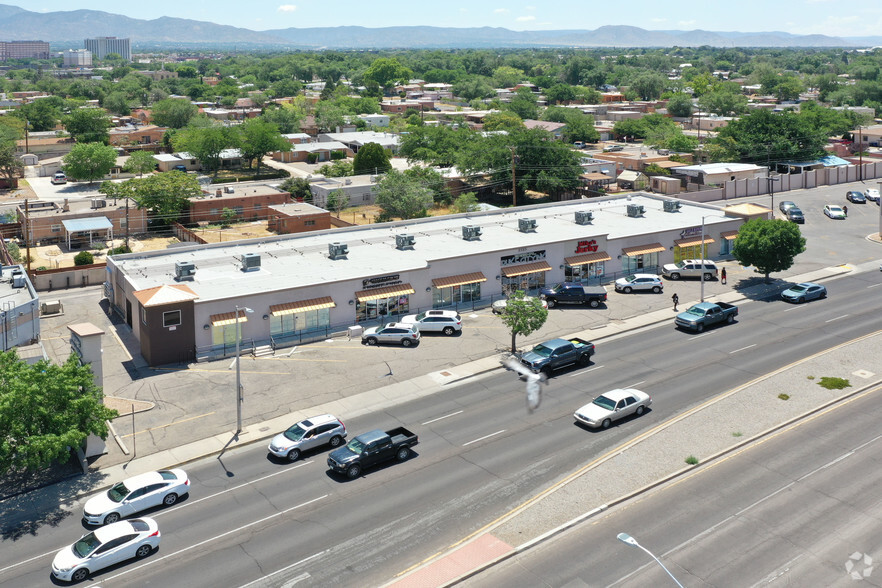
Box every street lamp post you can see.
[234,305,254,435]
[877,181,882,240]
[767,174,780,216]
[617,532,685,588]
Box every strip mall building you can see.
[106,194,746,366]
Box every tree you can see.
[128,172,202,222]
[450,192,479,214]
[103,91,131,116]
[150,98,199,129]
[172,123,240,178]
[279,177,313,202]
[74,251,94,266]
[0,350,118,475]
[352,142,392,176]
[0,141,24,187]
[17,99,60,131]
[62,108,112,144]
[732,218,806,283]
[545,83,577,105]
[261,104,302,134]
[123,150,156,178]
[505,87,539,120]
[220,207,236,227]
[375,169,433,220]
[363,57,413,90]
[483,111,525,132]
[713,109,828,164]
[699,83,749,117]
[238,118,290,177]
[325,189,350,217]
[497,290,549,353]
[630,72,667,100]
[6,241,21,263]
[612,118,648,140]
[666,93,694,117]
[62,142,118,185]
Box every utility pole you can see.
[24,199,30,272]
[125,197,130,250]
[509,146,518,207]
[858,126,864,182]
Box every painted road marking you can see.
[730,344,757,354]
[120,412,215,439]
[463,430,505,446]
[422,411,464,426]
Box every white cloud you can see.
[494,8,509,14]
[516,15,536,22]
[651,17,667,23]
[277,4,297,12]
[678,20,697,27]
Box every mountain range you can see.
[1,4,879,50]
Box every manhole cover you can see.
[440,371,452,377]
[853,369,875,379]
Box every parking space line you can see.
[120,412,215,438]
[152,367,289,375]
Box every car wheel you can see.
[329,435,343,447]
[726,313,735,324]
[72,568,90,582]
[163,493,178,506]
[601,418,612,429]
[696,323,704,333]
[546,299,557,308]
[346,464,361,479]
[103,512,120,525]
[820,291,827,299]
[798,297,805,304]
[652,286,661,293]
[287,448,300,462]
[578,353,590,366]
[623,286,632,294]
[704,273,713,281]
[443,326,455,336]
[589,299,600,308]
[401,338,413,347]
[670,272,680,280]
[365,337,378,346]
[135,544,152,559]
[397,447,410,461]
[636,405,646,416]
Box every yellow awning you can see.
[564,251,612,266]
[621,243,666,256]
[355,284,415,302]
[431,272,487,289]
[721,230,739,241]
[270,296,336,316]
[674,236,716,248]
[210,310,249,327]
[501,261,553,278]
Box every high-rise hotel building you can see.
[84,37,131,61]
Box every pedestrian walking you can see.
[843,204,848,217]
[672,293,679,311]
[721,268,727,284]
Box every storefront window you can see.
[565,262,605,283]
[270,308,331,338]
[212,324,239,347]
[357,295,410,322]
[501,272,546,295]
[719,239,733,255]
[432,283,481,307]
[622,252,660,274]
[674,244,710,263]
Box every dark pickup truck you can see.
[327,426,418,478]
[539,282,608,308]
[519,337,595,374]
[675,302,738,332]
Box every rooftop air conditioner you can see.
[574,210,594,225]
[663,200,682,212]
[328,242,349,259]
[626,204,646,217]
[395,233,415,250]
[12,273,26,288]
[174,261,196,280]
[518,218,537,233]
[240,253,261,272]
[462,225,482,241]
[90,198,107,209]
[224,186,235,194]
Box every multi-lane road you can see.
[2,266,880,587]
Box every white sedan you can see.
[574,388,652,429]
[83,469,189,525]
[823,204,846,219]
[865,188,880,203]
[52,517,160,582]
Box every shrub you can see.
[74,251,94,266]
[818,377,850,390]
[330,150,346,160]
[307,153,319,164]
[109,244,132,255]
[685,455,699,465]
[778,393,790,401]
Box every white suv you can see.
[662,259,718,281]
[400,310,462,335]
[614,274,664,293]
[268,414,347,461]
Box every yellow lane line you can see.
[120,412,215,438]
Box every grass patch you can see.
[818,377,850,390]
[732,431,743,437]
[685,455,699,465]
[807,375,815,380]
[778,393,790,401]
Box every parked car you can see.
[361,323,420,347]
[865,188,880,203]
[172,164,188,172]
[52,518,160,582]
[491,296,547,314]
[603,144,624,152]
[781,282,827,304]
[51,172,67,185]
[574,388,652,429]
[539,282,607,308]
[786,207,805,223]
[778,200,797,214]
[662,259,718,281]
[573,141,585,149]
[327,426,419,479]
[400,310,462,335]
[846,190,866,203]
[824,204,846,219]
[83,469,189,526]
[614,274,663,293]
[268,414,347,461]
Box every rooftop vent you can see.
[328,242,349,259]
[395,233,415,250]
[626,203,645,218]
[574,210,594,225]
[174,261,196,281]
[518,218,537,233]
[224,186,235,194]
[240,253,261,272]
[462,225,482,241]
[90,198,107,209]
[663,200,682,212]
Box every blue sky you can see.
[23,1,882,37]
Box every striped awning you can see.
[674,236,716,248]
[431,272,487,289]
[721,230,739,241]
[565,251,612,266]
[621,243,666,256]
[210,310,249,327]
[269,296,336,317]
[501,261,552,278]
[355,284,415,302]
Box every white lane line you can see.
[86,495,328,587]
[730,344,757,354]
[782,305,805,312]
[422,410,464,426]
[238,552,324,588]
[569,365,604,377]
[825,314,849,323]
[0,462,315,574]
[867,283,882,289]
[463,430,505,446]
[689,332,714,339]
[626,381,646,389]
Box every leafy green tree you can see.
[375,169,433,220]
[238,118,290,177]
[123,150,156,178]
[62,142,118,185]
[325,189,350,217]
[483,111,525,131]
[450,192,479,213]
[74,251,94,266]
[452,76,494,101]
[666,93,694,117]
[279,177,313,202]
[545,83,577,105]
[497,290,549,353]
[612,118,648,140]
[399,125,478,168]
[62,108,113,144]
[630,72,667,100]
[363,57,412,90]
[0,350,118,475]
[128,171,202,221]
[505,87,539,120]
[699,83,749,117]
[220,207,236,227]
[0,141,24,187]
[713,109,828,164]
[6,241,21,263]
[16,99,61,131]
[150,98,199,129]
[261,104,302,134]
[0,116,25,142]
[172,123,240,177]
[644,163,671,176]
[103,91,131,116]
[492,66,524,88]
[317,160,353,177]
[352,142,392,175]
[733,219,806,283]
[315,101,345,133]
[404,165,450,205]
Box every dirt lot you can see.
[191,221,279,243]
[28,236,181,270]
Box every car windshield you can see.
[683,307,705,316]
[345,438,366,455]
[107,481,130,503]
[284,423,307,442]
[414,312,428,321]
[549,283,564,291]
[673,261,687,269]
[592,395,616,410]
[790,285,808,293]
[530,344,553,358]
[73,532,102,558]
[624,275,638,283]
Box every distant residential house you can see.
[358,113,390,128]
[137,70,178,81]
[309,175,379,208]
[108,124,168,148]
[272,141,352,163]
[380,100,425,113]
[267,202,332,234]
[153,150,243,172]
[319,131,400,154]
[189,184,291,224]
[18,198,147,246]
[672,162,767,187]
[15,136,76,160]
[523,120,566,140]
[600,92,626,103]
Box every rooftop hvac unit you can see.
[240,253,261,272]
[12,273,26,288]
[518,218,537,233]
[215,189,223,198]
[344,178,352,185]
[663,200,682,212]
[574,210,594,225]
[626,204,645,217]
[224,186,235,194]
[90,198,107,209]
[328,242,349,259]
[395,233,415,250]
[41,300,62,315]
[462,225,482,241]
[174,261,196,280]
